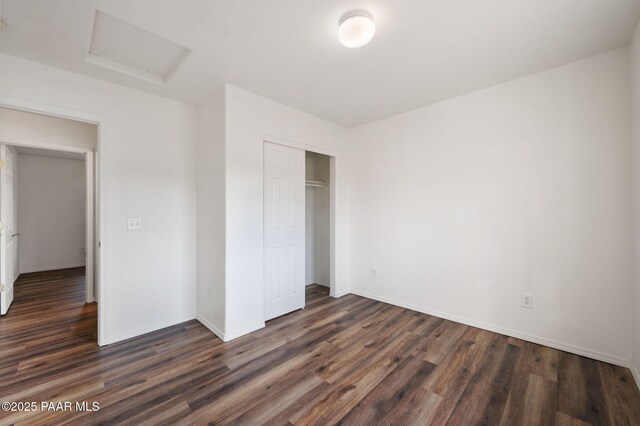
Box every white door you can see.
[264,142,305,320]
[0,146,16,315]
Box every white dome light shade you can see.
[338,10,375,48]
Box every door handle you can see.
[11,233,19,238]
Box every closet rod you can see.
[305,180,328,187]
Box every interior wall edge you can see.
[351,288,631,368]
[631,18,640,392]
[195,87,227,336]
[196,314,225,342]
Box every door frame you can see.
[262,135,338,301]
[0,95,106,345]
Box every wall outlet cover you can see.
[127,217,142,230]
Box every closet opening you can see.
[263,140,337,321]
[305,151,331,301]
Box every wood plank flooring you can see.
[1,270,640,425]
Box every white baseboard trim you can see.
[224,322,265,341]
[351,288,631,368]
[20,264,86,274]
[332,289,350,298]
[197,317,265,342]
[196,314,225,341]
[631,363,640,391]
[106,313,195,345]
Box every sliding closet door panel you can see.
[264,142,305,321]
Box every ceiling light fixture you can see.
[338,10,375,48]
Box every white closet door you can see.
[264,142,305,321]
[0,146,16,315]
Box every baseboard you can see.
[632,363,640,391]
[197,316,265,342]
[351,288,630,368]
[106,313,195,345]
[306,282,330,288]
[332,289,351,298]
[307,282,347,298]
[224,322,265,341]
[20,264,86,274]
[196,314,225,341]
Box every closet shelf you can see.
[305,180,328,188]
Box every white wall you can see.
[223,84,349,339]
[0,53,197,344]
[0,107,97,149]
[18,154,86,273]
[196,88,226,336]
[631,22,640,379]
[349,48,634,365]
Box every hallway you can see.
[0,267,96,372]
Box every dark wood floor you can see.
[1,271,640,425]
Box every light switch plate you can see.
[127,217,142,230]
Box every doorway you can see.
[263,140,334,321]
[0,106,99,350]
[0,144,94,317]
[0,100,103,343]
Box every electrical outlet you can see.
[207,288,212,297]
[370,267,377,279]
[127,218,142,230]
[521,293,533,309]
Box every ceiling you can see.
[1,0,639,128]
